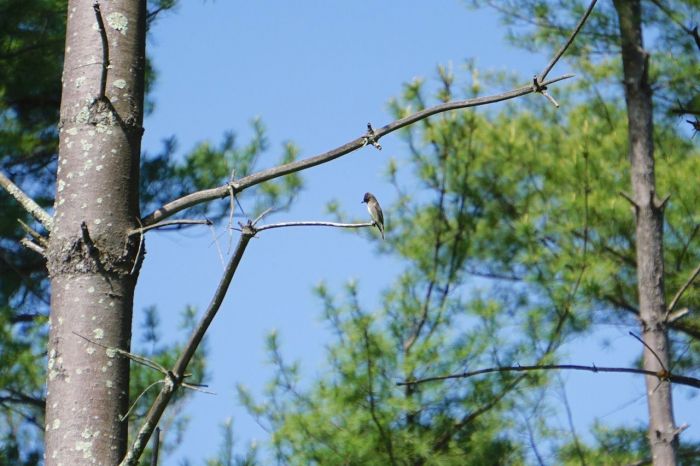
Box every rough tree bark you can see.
[44,0,145,464]
[612,1,678,464]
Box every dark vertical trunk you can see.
[44,0,145,463]
[612,1,678,464]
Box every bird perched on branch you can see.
[362,192,384,240]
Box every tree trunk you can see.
[612,1,678,464]
[44,0,145,464]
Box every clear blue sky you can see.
[135,1,698,463]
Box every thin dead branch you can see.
[537,0,598,84]
[19,238,45,256]
[666,261,700,319]
[18,219,48,247]
[398,363,700,390]
[254,220,374,234]
[0,172,53,230]
[93,2,109,100]
[120,225,255,466]
[128,219,213,235]
[141,75,573,227]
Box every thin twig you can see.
[362,324,396,465]
[0,172,53,230]
[255,220,374,233]
[397,363,700,389]
[209,223,226,269]
[73,332,168,375]
[619,191,638,207]
[128,219,212,236]
[140,74,574,227]
[628,331,668,374]
[226,174,236,253]
[537,0,598,83]
[648,0,696,40]
[19,238,45,256]
[93,2,109,100]
[667,307,689,323]
[252,207,274,227]
[120,226,255,466]
[120,380,164,422]
[131,230,144,276]
[150,427,160,466]
[18,219,48,247]
[666,261,700,319]
[556,373,587,466]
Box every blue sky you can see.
[134,1,698,463]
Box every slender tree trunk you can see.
[44,0,145,463]
[612,1,678,464]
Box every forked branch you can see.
[141,74,573,227]
[120,225,254,466]
[123,1,601,462]
[143,0,600,227]
[121,217,374,464]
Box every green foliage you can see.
[465,1,700,457]
[468,0,700,120]
[558,423,649,465]
[1,0,304,461]
[243,45,699,460]
[558,422,700,465]
[205,417,260,466]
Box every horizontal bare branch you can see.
[0,171,53,230]
[128,218,212,236]
[255,220,374,233]
[397,363,700,390]
[141,74,574,227]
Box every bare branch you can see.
[18,219,48,247]
[648,0,700,52]
[0,172,53,230]
[537,0,598,83]
[667,307,689,323]
[120,380,164,422]
[397,363,700,390]
[72,332,168,375]
[93,2,109,100]
[120,226,255,466]
[140,74,574,227]
[127,219,212,236]
[361,323,396,465]
[666,261,700,319]
[255,220,374,234]
[19,238,45,256]
[619,190,638,208]
[150,427,160,466]
[628,331,668,374]
[252,207,274,227]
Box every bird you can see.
[361,192,384,240]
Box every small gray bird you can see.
[362,192,384,239]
